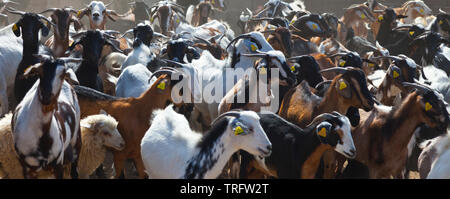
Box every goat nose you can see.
[349,149,356,155]
[267,145,272,152]
[93,13,100,17]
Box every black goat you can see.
[68,30,122,91]
[161,38,200,63]
[7,8,55,103]
[375,8,410,56]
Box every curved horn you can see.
[71,31,87,40]
[60,57,84,63]
[392,25,414,31]
[33,54,52,61]
[439,8,447,14]
[315,80,333,90]
[288,55,308,61]
[211,111,242,126]
[150,70,175,80]
[402,82,432,93]
[120,29,133,38]
[5,7,25,16]
[328,53,349,59]
[105,0,114,7]
[38,14,56,27]
[39,8,59,14]
[372,10,385,13]
[249,17,274,22]
[320,67,349,74]
[226,33,262,51]
[194,36,212,46]
[164,59,186,68]
[241,53,268,58]
[370,56,401,62]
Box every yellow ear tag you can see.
[420,9,424,13]
[339,81,347,90]
[425,102,432,111]
[157,82,166,90]
[260,67,267,75]
[12,23,18,32]
[369,63,375,67]
[312,23,318,30]
[378,15,384,21]
[290,19,296,25]
[339,61,346,67]
[361,14,366,19]
[150,17,154,23]
[176,18,180,23]
[235,126,244,135]
[250,44,257,52]
[409,31,415,36]
[77,10,82,17]
[439,20,443,25]
[393,71,399,78]
[318,127,327,138]
[339,81,348,90]
[291,66,296,72]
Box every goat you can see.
[77,1,126,30]
[141,107,271,179]
[428,9,450,39]
[240,112,355,179]
[418,132,450,179]
[74,68,199,178]
[337,4,376,43]
[149,0,186,36]
[40,8,82,58]
[291,13,333,40]
[395,0,432,25]
[127,0,151,24]
[115,64,154,98]
[0,22,23,116]
[187,1,222,27]
[193,35,227,60]
[12,54,82,179]
[342,83,448,178]
[254,0,293,19]
[7,8,56,104]
[160,38,200,63]
[67,30,122,92]
[408,31,449,72]
[375,8,411,56]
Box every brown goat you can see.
[342,83,448,178]
[75,72,191,179]
[337,4,375,43]
[41,8,82,57]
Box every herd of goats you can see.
[0,0,448,179]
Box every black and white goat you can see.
[141,107,272,179]
[12,54,82,179]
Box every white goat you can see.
[12,55,82,179]
[141,105,272,179]
[419,132,450,179]
[116,64,156,98]
[0,24,23,116]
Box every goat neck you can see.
[184,119,236,179]
[316,79,351,114]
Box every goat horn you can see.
[320,67,349,74]
[255,6,270,18]
[211,111,242,126]
[249,17,274,22]
[153,32,168,39]
[194,36,212,46]
[150,70,175,80]
[71,31,87,40]
[226,34,261,51]
[38,14,56,27]
[439,8,447,14]
[241,53,268,58]
[392,25,414,31]
[120,29,133,38]
[288,55,308,61]
[402,82,432,94]
[261,30,276,34]
[39,8,59,14]
[372,10,384,13]
[314,80,333,90]
[164,59,186,68]
[5,7,25,16]
[328,53,349,59]
[105,0,114,7]
[370,56,401,62]
[308,113,338,128]
[33,54,52,61]
[3,0,19,5]
[60,57,83,63]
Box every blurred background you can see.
[5,0,450,33]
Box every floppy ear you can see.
[68,39,82,51]
[23,63,42,79]
[187,46,200,60]
[40,22,50,37]
[12,23,21,37]
[336,78,352,99]
[388,65,402,80]
[316,121,332,144]
[77,8,90,19]
[70,16,83,31]
[231,118,249,136]
[65,68,79,85]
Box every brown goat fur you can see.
[76,74,186,178]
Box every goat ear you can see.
[388,65,402,80]
[231,119,249,136]
[65,68,79,85]
[40,24,50,37]
[105,39,123,54]
[336,78,352,99]
[316,121,332,144]
[77,8,89,19]
[12,23,21,37]
[23,64,42,79]
[70,16,83,31]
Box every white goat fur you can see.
[116,64,156,98]
[0,113,124,179]
[141,105,271,179]
[0,24,23,116]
